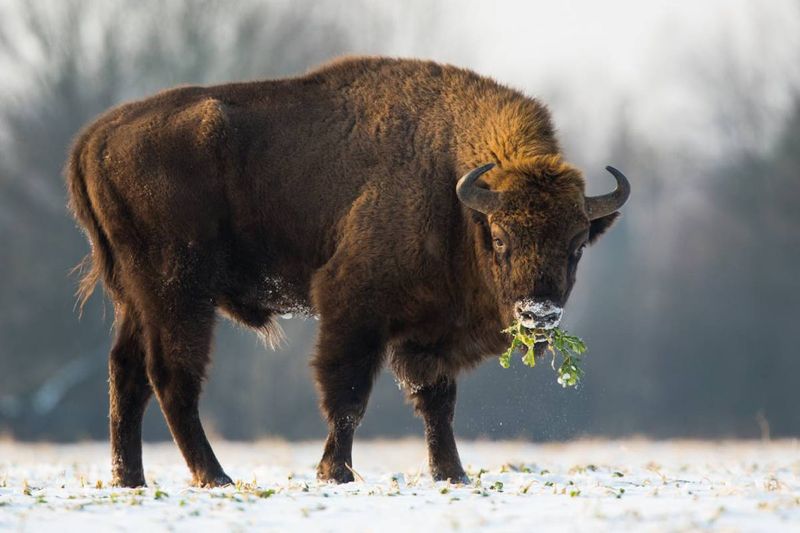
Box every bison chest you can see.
[388,316,507,387]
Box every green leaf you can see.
[499,322,589,388]
[521,346,536,367]
[498,337,520,368]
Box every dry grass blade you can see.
[344,463,365,483]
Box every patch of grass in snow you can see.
[500,463,533,474]
[300,503,327,517]
[569,464,598,474]
[471,467,489,480]
[763,476,785,492]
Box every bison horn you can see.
[585,166,631,220]
[456,163,503,214]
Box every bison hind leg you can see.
[109,305,152,487]
[143,296,232,488]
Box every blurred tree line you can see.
[0,0,797,441]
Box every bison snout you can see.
[514,300,563,330]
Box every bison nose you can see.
[514,300,563,330]
[518,309,535,323]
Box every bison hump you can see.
[192,97,230,147]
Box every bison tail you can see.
[66,135,116,316]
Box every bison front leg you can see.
[312,322,386,484]
[408,377,469,483]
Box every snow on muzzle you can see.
[514,299,563,330]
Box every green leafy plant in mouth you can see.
[499,321,587,388]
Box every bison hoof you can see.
[111,472,146,488]
[194,472,234,488]
[317,461,355,484]
[432,468,470,485]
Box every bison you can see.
[66,56,630,487]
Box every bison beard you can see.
[66,56,628,486]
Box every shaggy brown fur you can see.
[66,56,625,487]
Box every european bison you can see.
[66,56,629,487]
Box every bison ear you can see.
[588,212,620,244]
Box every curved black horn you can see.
[456,163,502,214]
[585,166,631,220]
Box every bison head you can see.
[457,155,630,330]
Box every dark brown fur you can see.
[66,57,621,486]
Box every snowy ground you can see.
[0,439,798,532]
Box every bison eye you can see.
[493,238,507,253]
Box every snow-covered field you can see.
[0,439,798,532]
